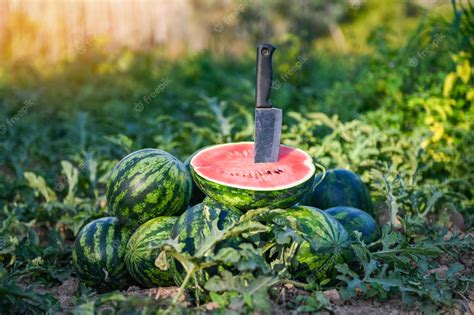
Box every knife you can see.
[254,43,282,163]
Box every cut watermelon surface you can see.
[190,142,315,210]
[191,142,314,190]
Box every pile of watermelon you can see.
[72,143,380,289]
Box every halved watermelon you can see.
[190,142,315,210]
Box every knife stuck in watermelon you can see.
[189,142,315,210]
[254,43,282,163]
[187,44,315,211]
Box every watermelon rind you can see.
[170,199,242,285]
[301,168,373,215]
[184,149,206,206]
[107,148,192,227]
[325,206,380,244]
[125,216,177,288]
[170,198,242,256]
[276,206,350,281]
[72,217,130,288]
[190,142,315,210]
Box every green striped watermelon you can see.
[72,217,130,288]
[184,150,206,206]
[326,207,380,244]
[125,216,177,288]
[171,198,241,256]
[277,206,350,281]
[190,142,315,210]
[301,168,373,215]
[107,149,192,227]
[170,199,242,285]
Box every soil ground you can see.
[40,245,472,314]
[23,222,471,314]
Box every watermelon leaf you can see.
[204,271,278,314]
[60,160,79,206]
[24,172,57,203]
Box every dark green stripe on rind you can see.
[325,206,380,243]
[170,199,242,286]
[72,217,130,288]
[107,149,192,227]
[301,168,373,215]
[277,206,350,281]
[184,149,207,206]
[191,168,314,211]
[170,199,241,256]
[125,216,177,287]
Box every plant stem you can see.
[276,279,311,290]
[261,241,275,254]
[172,266,195,305]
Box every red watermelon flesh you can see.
[191,142,315,191]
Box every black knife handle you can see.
[256,43,276,108]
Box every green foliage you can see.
[0,208,64,314]
[0,266,59,314]
[336,226,473,311]
[73,291,163,315]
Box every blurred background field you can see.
[0,0,444,60]
[0,0,473,313]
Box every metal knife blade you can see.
[254,107,282,162]
[254,43,282,163]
